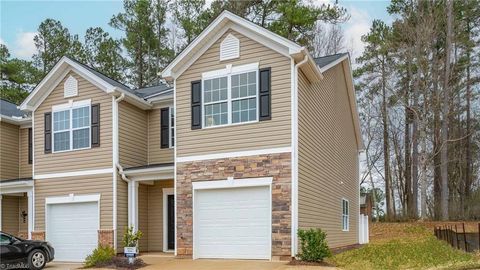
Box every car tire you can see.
[28,249,47,270]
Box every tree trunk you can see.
[404,60,412,219]
[464,20,472,219]
[381,57,395,221]
[440,0,453,221]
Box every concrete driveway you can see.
[44,254,338,270]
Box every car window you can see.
[0,234,12,245]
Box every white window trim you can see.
[342,198,349,232]
[162,188,174,252]
[52,99,91,153]
[201,63,260,129]
[169,107,175,148]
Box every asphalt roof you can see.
[0,99,28,118]
[313,53,348,69]
[66,56,172,100]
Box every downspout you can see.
[291,55,309,257]
[112,93,125,250]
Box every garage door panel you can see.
[46,201,99,262]
[194,186,271,259]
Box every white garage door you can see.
[46,201,99,262]
[194,186,271,259]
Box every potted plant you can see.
[123,226,143,262]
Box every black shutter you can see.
[160,107,170,148]
[44,112,52,153]
[28,128,32,164]
[91,104,100,147]
[259,67,271,121]
[191,80,202,129]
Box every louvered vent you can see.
[64,75,78,98]
[220,34,240,61]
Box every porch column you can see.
[27,191,33,239]
[0,195,2,231]
[127,181,139,231]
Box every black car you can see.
[0,232,54,270]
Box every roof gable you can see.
[161,11,322,82]
[19,56,152,111]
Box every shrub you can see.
[297,228,331,262]
[84,245,115,268]
[123,226,143,247]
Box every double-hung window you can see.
[53,101,91,152]
[202,63,258,128]
[342,199,349,231]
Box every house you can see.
[0,11,363,262]
[360,192,373,218]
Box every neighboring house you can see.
[0,11,363,262]
[360,192,373,218]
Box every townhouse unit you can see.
[0,11,363,262]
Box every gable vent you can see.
[220,34,240,61]
[64,75,78,98]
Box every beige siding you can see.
[119,101,148,168]
[148,109,173,164]
[34,173,113,231]
[34,71,112,174]
[1,196,19,235]
[297,64,359,248]
[18,196,28,234]
[147,180,173,251]
[19,128,32,178]
[138,184,148,251]
[0,122,19,180]
[176,30,291,157]
[116,175,128,249]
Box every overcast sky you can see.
[0,0,392,60]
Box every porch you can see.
[0,179,33,239]
[119,163,174,253]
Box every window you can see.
[202,63,258,128]
[53,102,90,152]
[169,107,175,148]
[0,234,12,245]
[342,199,349,231]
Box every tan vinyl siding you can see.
[18,196,28,234]
[19,128,32,178]
[148,109,173,164]
[138,184,148,251]
[1,196,19,235]
[147,180,173,251]
[116,175,128,249]
[119,101,148,168]
[34,173,113,231]
[34,71,112,174]
[176,30,291,157]
[297,64,359,248]
[0,122,19,180]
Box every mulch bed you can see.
[287,258,336,267]
[93,257,147,270]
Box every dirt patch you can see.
[288,259,336,267]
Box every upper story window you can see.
[160,106,174,149]
[342,199,349,231]
[52,100,91,152]
[202,63,258,128]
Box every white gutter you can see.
[112,93,125,250]
[291,55,309,257]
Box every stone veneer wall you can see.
[176,152,292,259]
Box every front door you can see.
[167,194,175,250]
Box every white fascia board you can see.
[319,54,349,73]
[35,168,113,180]
[161,10,302,80]
[192,177,272,190]
[112,88,152,110]
[124,165,174,178]
[45,193,101,204]
[0,115,31,125]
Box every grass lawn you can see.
[327,223,480,270]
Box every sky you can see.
[0,0,393,60]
